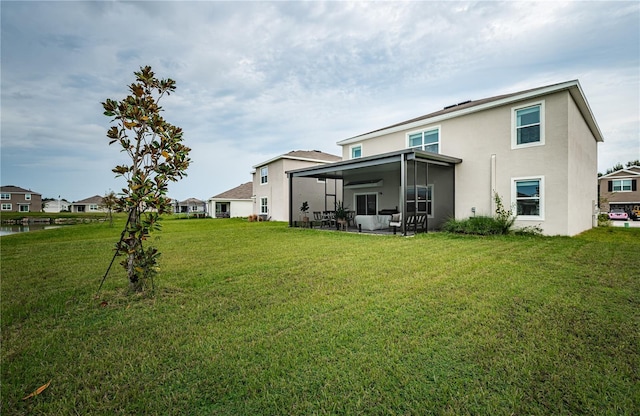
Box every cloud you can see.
[1,0,638,201]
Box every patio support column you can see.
[400,154,406,235]
[288,173,293,227]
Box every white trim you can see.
[512,176,545,221]
[511,100,545,149]
[259,166,268,185]
[406,125,441,153]
[252,154,339,169]
[349,143,363,159]
[260,197,268,214]
[1,203,12,210]
[0,193,10,200]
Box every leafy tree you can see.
[600,160,640,176]
[625,160,640,168]
[102,191,118,227]
[102,66,191,292]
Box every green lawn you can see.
[1,218,638,415]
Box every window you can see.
[609,179,635,192]
[260,197,268,214]
[407,127,439,153]
[19,205,29,212]
[89,204,99,211]
[512,102,544,148]
[259,166,268,184]
[350,144,362,159]
[1,203,11,210]
[355,193,377,215]
[512,177,544,219]
[406,185,433,216]
[0,193,10,200]
[25,194,31,201]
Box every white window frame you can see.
[0,193,10,200]
[260,197,268,214]
[512,101,545,149]
[611,179,632,192]
[1,203,12,210]
[512,176,545,220]
[350,144,363,159]
[19,204,30,212]
[260,166,268,185]
[25,194,31,201]
[406,126,440,154]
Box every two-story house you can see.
[0,185,42,213]
[287,80,602,236]
[598,166,640,215]
[252,150,342,221]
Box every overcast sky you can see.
[2,1,639,202]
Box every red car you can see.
[608,209,629,221]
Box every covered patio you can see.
[287,149,462,235]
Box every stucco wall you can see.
[338,90,599,235]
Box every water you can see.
[0,224,61,236]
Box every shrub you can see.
[597,213,611,227]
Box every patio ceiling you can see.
[287,149,462,180]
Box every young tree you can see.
[102,191,118,227]
[102,66,191,292]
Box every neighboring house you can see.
[207,182,253,218]
[175,198,206,216]
[70,195,108,213]
[0,185,42,213]
[287,80,602,236]
[43,198,71,213]
[598,166,640,214]
[252,150,342,221]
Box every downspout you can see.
[490,154,497,213]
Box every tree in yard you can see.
[102,66,191,292]
[102,191,118,227]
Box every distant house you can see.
[207,182,253,218]
[252,150,342,221]
[174,198,206,216]
[43,199,71,213]
[70,195,108,213]
[0,185,42,213]
[598,166,640,214]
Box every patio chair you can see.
[390,213,402,234]
[313,211,324,227]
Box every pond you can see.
[0,224,62,236]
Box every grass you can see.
[1,217,639,415]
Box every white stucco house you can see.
[287,80,602,236]
[207,182,253,218]
[252,150,342,221]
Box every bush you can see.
[598,213,611,227]
[443,216,506,235]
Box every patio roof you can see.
[287,149,462,179]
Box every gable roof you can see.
[179,197,205,205]
[600,166,640,179]
[72,195,104,205]
[1,185,41,195]
[253,150,341,169]
[210,182,253,200]
[338,80,604,145]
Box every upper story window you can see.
[408,127,439,153]
[260,166,268,184]
[350,144,362,159]
[512,101,545,148]
[0,193,10,200]
[609,179,635,192]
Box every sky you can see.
[1,1,639,202]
